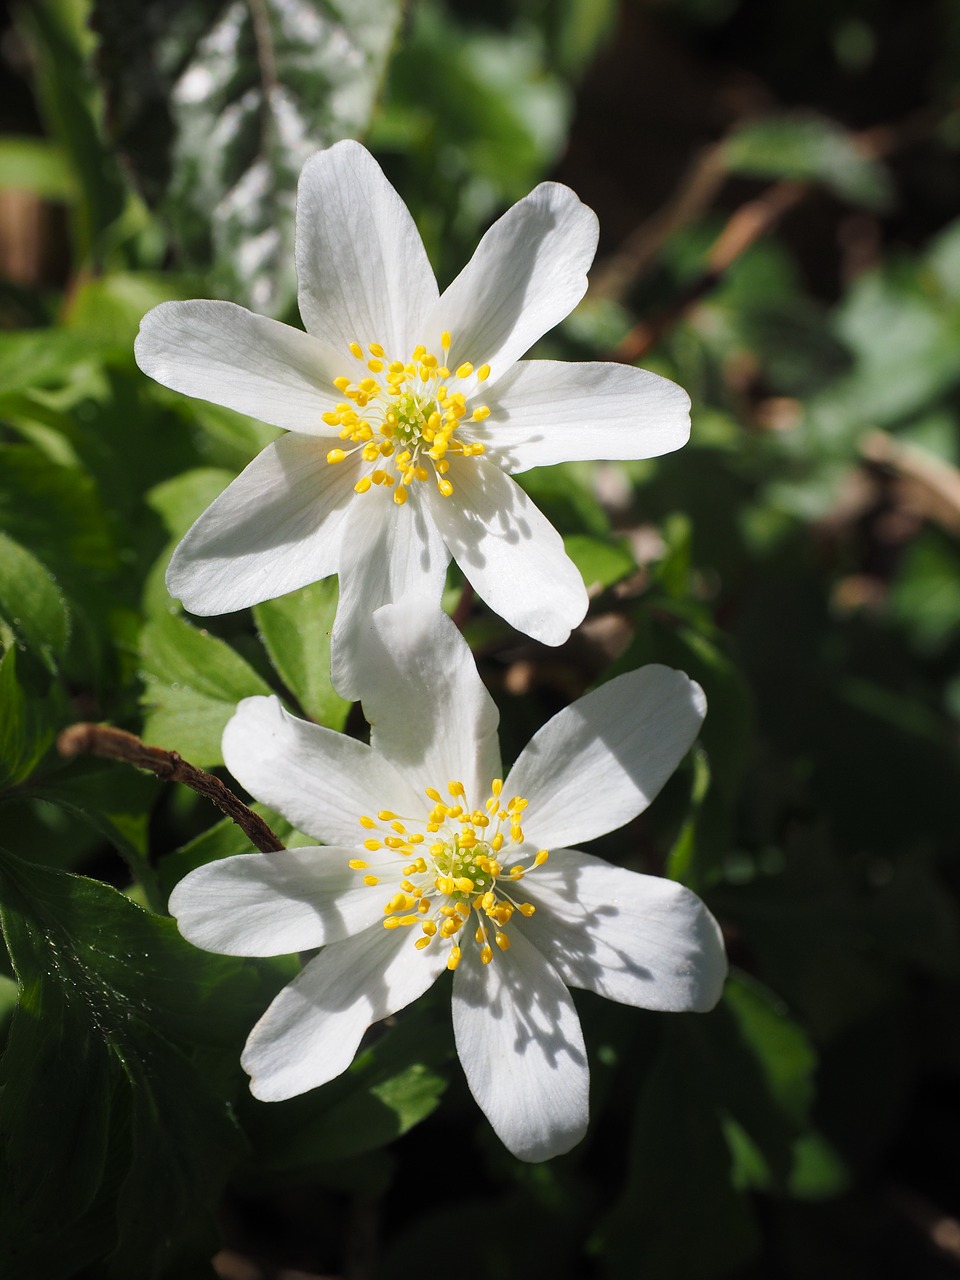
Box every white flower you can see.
[135,140,691,699]
[169,600,727,1162]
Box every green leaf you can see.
[0,853,278,1276]
[697,972,817,1193]
[92,0,403,317]
[19,0,128,263]
[32,760,161,901]
[0,648,57,790]
[156,803,313,898]
[562,534,635,592]
[0,533,70,672]
[724,113,893,210]
[140,612,273,767]
[246,997,452,1171]
[593,1022,758,1280]
[0,330,100,402]
[0,135,75,199]
[255,579,350,729]
[0,444,119,584]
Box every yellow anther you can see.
[372,470,387,484]
[333,376,351,391]
[394,487,408,505]
[436,876,454,895]
[440,918,460,938]
[518,903,536,917]
[447,946,462,971]
[441,330,451,350]
[477,364,491,381]
[421,353,438,369]
[368,342,384,357]
[390,820,406,832]
[456,362,473,379]
[363,875,380,886]
[448,780,465,797]
[438,478,454,498]
[455,877,474,894]
[421,920,437,936]
[349,341,363,359]
[384,836,405,848]
[509,865,524,878]
[415,936,432,950]
[495,931,510,951]
[364,839,382,851]
[367,358,384,372]
[322,411,340,426]
[400,880,415,893]
[326,448,346,464]
[389,360,405,374]
[418,898,430,913]
[354,476,372,494]
[348,859,369,869]
[481,891,496,911]
[535,850,549,865]
[412,344,426,361]
[472,406,490,421]
[383,917,401,929]
[480,945,493,965]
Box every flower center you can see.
[349,778,548,970]
[323,332,491,506]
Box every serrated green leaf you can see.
[140,612,273,766]
[92,0,402,317]
[255,579,350,729]
[0,854,279,1276]
[0,533,70,672]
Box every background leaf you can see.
[92,0,403,316]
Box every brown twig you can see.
[599,103,946,362]
[57,724,285,853]
[613,178,807,362]
[588,141,730,303]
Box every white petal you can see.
[430,183,598,390]
[452,930,589,1161]
[361,599,502,802]
[222,695,420,844]
[522,848,727,1012]
[481,360,691,474]
[504,666,706,850]
[166,433,356,615]
[425,457,587,646]
[329,490,450,701]
[296,141,439,359]
[168,847,396,957]
[242,924,449,1100]
[135,300,343,432]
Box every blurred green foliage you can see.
[1,0,959,1276]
